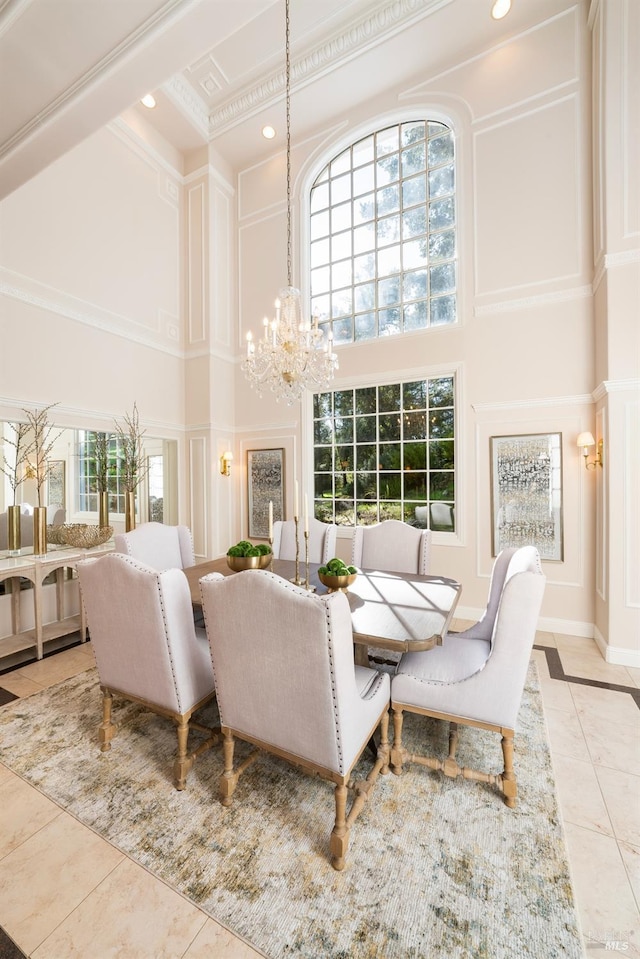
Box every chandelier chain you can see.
[285,0,292,288]
[241,0,338,405]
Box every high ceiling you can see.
[0,0,579,199]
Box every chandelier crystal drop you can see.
[241,0,338,405]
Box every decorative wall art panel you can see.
[47,460,65,509]
[247,448,285,539]
[490,433,563,561]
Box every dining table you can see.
[184,557,461,665]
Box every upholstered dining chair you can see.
[351,519,431,575]
[271,517,338,564]
[114,521,195,570]
[199,568,391,871]
[77,552,220,790]
[351,519,432,667]
[390,546,545,807]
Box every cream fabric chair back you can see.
[201,569,385,774]
[272,517,337,564]
[390,546,545,807]
[351,519,431,574]
[77,552,218,789]
[114,521,195,570]
[455,547,518,644]
[199,568,391,870]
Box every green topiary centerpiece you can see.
[318,557,358,592]
[226,540,272,571]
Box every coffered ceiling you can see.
[0,0,580,199]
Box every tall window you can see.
[309,119,456,343]
[313,376,456,531]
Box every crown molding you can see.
[597,378,640,398]
[605,249,640,268]
[162,73,211,138]
[206,0,452,137]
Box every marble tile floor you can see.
[0,630,638,959]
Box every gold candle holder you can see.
[269,535,274,572]
[290,517,305,586]
[304,530,315,592]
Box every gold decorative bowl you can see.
[318,571,357,593]
[226,553,271,572]
[46,525,67,546]
[58,524,114,549]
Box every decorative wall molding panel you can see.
[475,285,593,316]
[0,268,181,358]
[472,393,594,413]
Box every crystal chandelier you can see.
[242,0,338,406]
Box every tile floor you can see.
[0,630,638,959]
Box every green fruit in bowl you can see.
[227,539,273,557]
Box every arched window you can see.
[309,119,456,343]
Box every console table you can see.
[0,542,114,661]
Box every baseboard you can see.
[537,616,594,639]
[594,627,640,668]
[457,610,640,668]
[454,608,595,641]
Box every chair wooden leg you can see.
[501,732,517,808]
[330,783,349,872]
[379,708,390,775]
[98,687,117,752]
[173,715,193,791]
[390,705,406,775]
[448,721,459,759]
[220,728,237,807]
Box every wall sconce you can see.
[577,432,603,470]
[220,451,233,476]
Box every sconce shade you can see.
[577,431,595,449]
[220,451,233,476]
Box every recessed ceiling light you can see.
[491,0,511,19]
[262,125,276,140]
[140,94,156,109]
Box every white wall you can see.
[232,3,601,636]
[0,121,189,514]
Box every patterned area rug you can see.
[0,665,582,959]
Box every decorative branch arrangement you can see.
[0,421,31,505]
[114,402,149,493]
[94,432,111,494]
[23,403,63,508]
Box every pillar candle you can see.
[294,479,299,520]
[304,494,309,534]
[268,500,273,539]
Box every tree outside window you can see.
[312,376,455,531]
